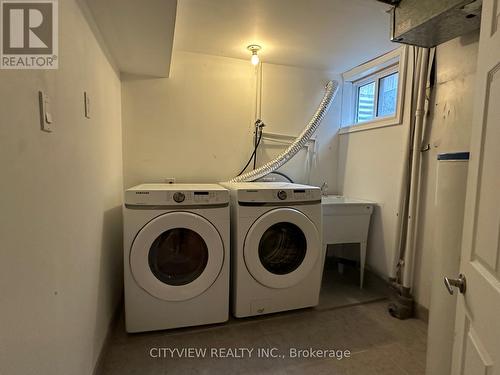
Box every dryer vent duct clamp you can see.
[389,0,482,48]
[229,80,339,183]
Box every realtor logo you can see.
[1,0,58,69]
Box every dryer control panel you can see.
[125,184,229,206]
[221,182,321,204]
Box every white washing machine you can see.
[123,184,230,333]
[220,182,324,317]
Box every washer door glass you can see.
[244,207,320,289]
[258,222,307,275]
[148,228,209,286]
[130,212,224,301]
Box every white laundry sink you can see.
[321,195,375,287]
[322,195,374,239]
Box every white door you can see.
[244,208,320,289]
[130,211,224,301]
[450,1,500,373]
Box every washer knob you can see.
[173,192,185,203]
[277,190,287,200]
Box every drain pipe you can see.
[389,48,431,319]
[402,48,429,291]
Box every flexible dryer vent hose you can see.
[229,80,339,183]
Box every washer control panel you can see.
[125,184,229,206]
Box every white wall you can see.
[122,51,254,186]
[121,51,341,188]
[412,32,479,309]
[0,1,123,374]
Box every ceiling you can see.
[85,0,177,77]
[174,0,397,73]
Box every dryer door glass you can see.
[258,222,307,275]
[148,228,209,286]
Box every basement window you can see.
[341,47,407,133]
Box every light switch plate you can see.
[38,91,52,132]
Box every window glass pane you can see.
[377,72,399,117]
[148,228,208,286]
[258,222,307,275]
[356,81,376,123]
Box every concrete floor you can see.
[99,262,427,375]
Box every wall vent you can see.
[389,0,482,47]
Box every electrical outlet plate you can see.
[84,91,91,119]
[164,178,176,184]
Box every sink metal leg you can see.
[360,241,367,288]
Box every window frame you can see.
[340,46,408,134]
[353,64,399,123]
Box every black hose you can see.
[237,129,263,176]
[253,126,259,170]
[269,171,294,183]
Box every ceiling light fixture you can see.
[247,44,261,65]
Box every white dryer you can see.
[123,184,229,333]
[220,182,324,317]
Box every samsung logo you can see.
[135,192,150,195]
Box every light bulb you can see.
[251,53,260,66]
[247,45,261,65]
